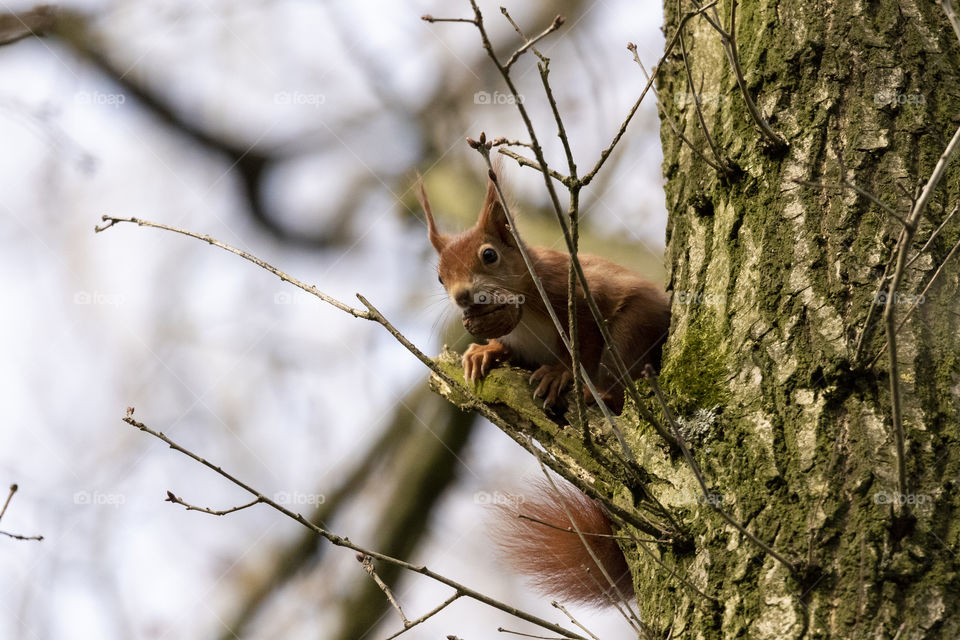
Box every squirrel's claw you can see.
[462,341,510,385]
[530,364,572,408]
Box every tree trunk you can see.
[434,1,960,638]
[652,0,960,637]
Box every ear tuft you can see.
[417,174,446,253]
[479,175,513,246]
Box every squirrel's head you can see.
[418,175,527,339]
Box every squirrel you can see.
[418,171,670,607]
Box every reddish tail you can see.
[492,480,633,607]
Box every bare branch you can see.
[420,15,476,25]
[495,147,571,186]
[0,484,43,542]
[164,491,263,516]
[677,2,731,179]
[906,202,958,268]
[381,592,462,640]
[358,554,408,625]
[581,0,720,186]
[703,0,787,148]
[504,13,565,70]
[880,123,960,506]
[628,43,724,172]
[123,409,589,640]
[0,484,15,523]
[551,602,602,640]
[95,216,370,319]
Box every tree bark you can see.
[434,1,960,638]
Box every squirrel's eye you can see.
[481,247,499,265]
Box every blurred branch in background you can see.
[0,5,56,46]
[125,409,587,639]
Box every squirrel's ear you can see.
[479,175,513,246]
[416,176,446,253]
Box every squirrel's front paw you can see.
[529,363,572,408]
[462,341,510,384]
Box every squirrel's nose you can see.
[452,285,473,308]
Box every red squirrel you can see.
[419,172,670,606]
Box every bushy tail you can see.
[491,479,632,607]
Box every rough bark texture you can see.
[433,1,960,638]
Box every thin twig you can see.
[0,484,43,542]
[628,42,723,172]
[0,484,16,522]
[792,178,908,227]
[580,0,720,187]
[95,216,370,319]
[381,592,462,640]
[358,554,408,625]
[881,124,960,506]
[869,230,960,368]
[165,491,263,516]
[551,602,602,640]
[420,15,476,24]
[491,137,534,149]
[532,54,589,433]
[495,147,571,186]
[123,410,589,640]
[906,202,958,268]
[704,0,787,148]
[504,14,565,69]
[677,0,731,179]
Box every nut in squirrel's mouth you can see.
[462,303,521,339]
[463,303,507,318]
